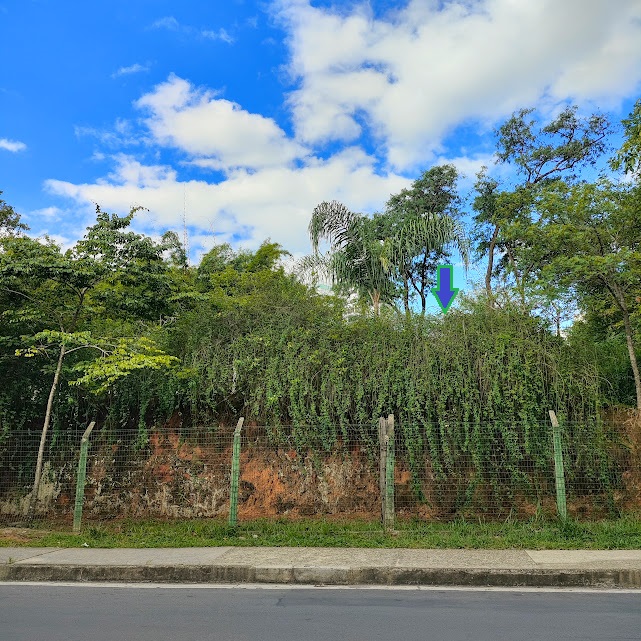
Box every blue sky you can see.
[2,0,641,300]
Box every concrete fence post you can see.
[229,417,245,527]
[378,416,387,524]
[73,421,96,534]
[384,414,395,532]
[379,415,396,531]
[548,410,567,521]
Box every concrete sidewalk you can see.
[1,547,641,588]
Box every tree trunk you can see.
[27,343,65,520]
[485,224,499,301]
[420,253,428,315]
[506,244,525,306]
[402,273,410,315]
[371,290,381,316]
[623,308,641,412]
[610,281,641,412]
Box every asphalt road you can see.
[1,584,640,641]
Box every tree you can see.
[474,106,611,302]
[305,201,395,315]
[197,243,235,288]
[531,179,641,410]
[173,240,334,421]
[0,191,28,236]
[305,178,468,316]
[0,206,179,518]
[611,98,641,177]
[383,165,469,313]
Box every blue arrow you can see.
[431,265,459,314]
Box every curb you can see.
[2,564,641,588]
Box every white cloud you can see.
[0,138,26,152]
[29,206,65,220]
[112,63,150,78]
[42,1,641,261]
[39,233,75,252]
[151,16,180,30]
[202,28,234,44]
[151,16,234,44]
[74,119,146,147]
[276,0,641,170]
[45,150,410,254]
[135,74,306,172]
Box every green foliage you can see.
[528,179,641,409]
[611,98,641,176]
[383,165,469,313]
[1,105,639,521]
[0,205,184,491]
[0,191,28,235]
[304,200,396,314]
[474,105,611,302]
[304,187,468,315]
[181,286,605,505]
[495,106,610,184]
[70,336,179,394]
[568,321,637,408]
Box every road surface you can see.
[1,583,640,640]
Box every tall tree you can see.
[305,201,395,315]
[474,106,611,302]
[531,179,641,410]
[306,176,468,316]
[0,206,178,517]
[384,165,469,313]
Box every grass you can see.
[2,516,641,549]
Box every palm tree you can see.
[382,165,470,314]
[303,199,468,315]
[380,210,469,313]
[302,201,393,315]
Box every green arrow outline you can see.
[430,264,460,314]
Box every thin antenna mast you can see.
[182,184,189,267]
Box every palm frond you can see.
[309,201,357,252]
[295,253,332,286]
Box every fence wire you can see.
[0,419,636,530]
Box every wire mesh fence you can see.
[0,415,637,531]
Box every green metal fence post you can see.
[229,417,245,527]
[73,421,96,534]
[548,410,567,521]
[384,414,395,532]
[378,416,387,525]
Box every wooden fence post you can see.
[229,417,245,527]
[73,421,96,534]
[548,410,567,520]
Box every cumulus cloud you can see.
[0,138,26,152]
[45,151,410,254]
[43,0,641,261]
[276,0,641,169]
[135,74,307,172]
